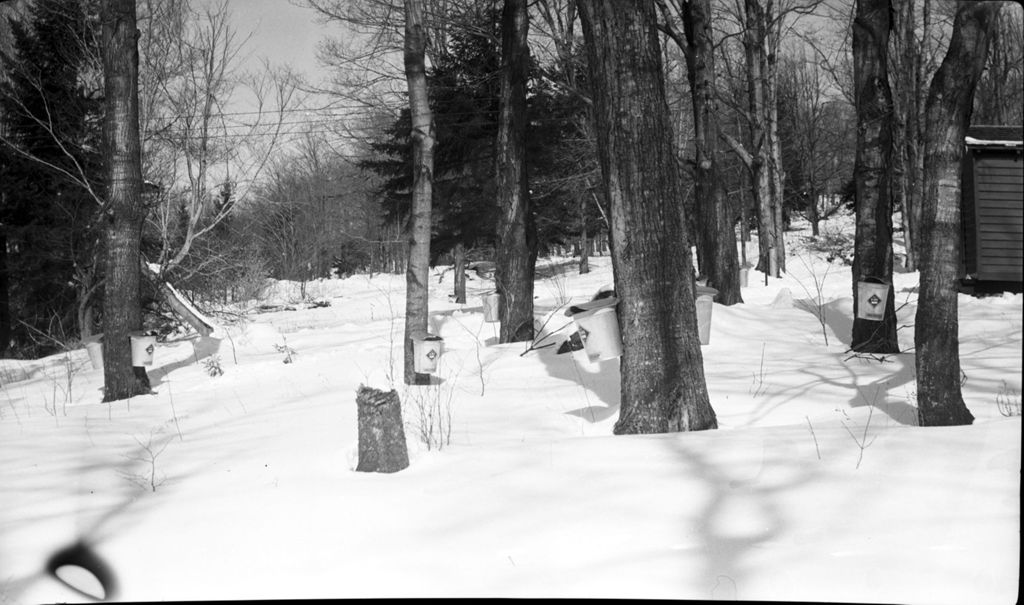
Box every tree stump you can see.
[355,385,409,473]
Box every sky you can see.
[217,0,333,83]
[0,211,1020,602]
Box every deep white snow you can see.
[1,214,1020,603]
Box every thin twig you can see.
[805,416,821,460]
[168,380,183,442]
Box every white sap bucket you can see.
[695,286,718,346]
[84,335,103,370]
[739,266,750,288]
[481,291,501,323]
[856,278,890,321]
[695,296,714,345]
[130,333,157,366]
[413,334,443,374]
[573,306,622,362]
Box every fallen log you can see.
[140,261,215,337]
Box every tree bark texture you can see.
[915,1,1000,427]
[355,385,410,473]
[453,242,466,304]
[890,0,924,271]
[579,194,590,275]
[0,227,9,356]
[740,0,784,278]
[579,0,717,434]
[101,0,149,402]
[851,0,900,354]
[682,0,742,306]
[495,0,537,343]
[403,0,434,385]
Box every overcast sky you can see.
[220,0,332,83]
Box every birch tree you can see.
[915,1,1001,427]
[402,0,435,385]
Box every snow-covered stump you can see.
[355,385,409,473]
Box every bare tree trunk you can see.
[402,0,434,385]
[808,179,820,236]
[765,21,787,274]
[668,0,743,305]
[891,0,929,271]
[495,0,537,343]
[0,227,9,356]
[580,0,717,434]
[916,1,1000,427]
[578,194,590,274]
[851,0,900,354]
[101,0,150,401]
[738,0,783,278]
[453,242,466,304]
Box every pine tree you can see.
[0,0,103,355]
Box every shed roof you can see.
[965,125,1023,147]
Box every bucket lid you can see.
[565,296,618,316]
[696,285,719,298]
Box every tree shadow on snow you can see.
[668,432,820,601]
[794,346,919,427]
[147,334,222,390]
[792,297,854,348]
[535,334,621,420]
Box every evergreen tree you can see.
[0,0,103,356]
[360,7,593,266]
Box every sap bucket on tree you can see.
[856,277,890,321]
[566,296,621,362]
[129,332,157,366]
[481,291,501,323]
[412,333,443,374]
[84,334,103,370]
[695,286,718,346]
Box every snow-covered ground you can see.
[1,215,1020,603]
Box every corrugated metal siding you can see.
[973,153,1024,281]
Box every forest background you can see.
[0,0,1021,360]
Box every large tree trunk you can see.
[101,0,150,401]
[681,0,743,306]
[915,1,1000,427]
[851,0,900,354]
[495,0,537,343]
[402,0,434,385]
[579,0,717,434]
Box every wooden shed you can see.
[960,125,1023,289]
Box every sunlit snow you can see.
[1,214,1019,603]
